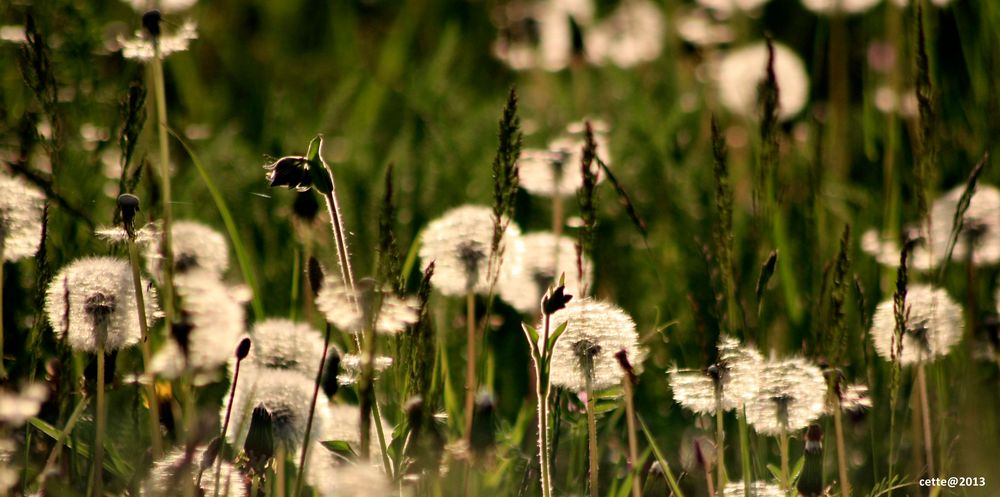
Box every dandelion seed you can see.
[745,358,827,436]
[241,319,326,379]
[419,205,520,297]
[337,354,394,386]
[124,0,198,14]
[722,481,784,497]
[0,383,47,426]
[546,299,645,392]
[870,284,963,365]
[45,257,159,353]
[585,0,665,68]
[142,445,247,497]
[315,277,419,334]
[696,0,771,15]
[147,220,229,280]
[227,368,327,451]
[118,18,197,61]
[800,0,882,14]
[500,233,590,314]
[714,42,809,121]
[0,174,45,262]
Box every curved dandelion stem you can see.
[125,235,162,458]
[916,363,935,476]
[151,41,175,334]
[585,379,599,497]
[214,351,246,497]
[321,189,356,295]
[92,345,106,497]
[464,291,477,441]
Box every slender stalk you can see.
[833,403,850,497]
[214,353,245,497]
[622,375,642,497]
[552,193,564,240]
[321,190,356,294]
[714,404,725,497]
[293,323,331,497]
[703,461,715,497]
[126,237,162,458]
[250,475,260,497]
[778,429,790,491]
[585,380,599,497]
[37,394,89,492]
[464,291,477,440]
[275,445,286,497]
[151,43,174,332]
[916,363,935,475]
[92,346,106,497]
[0,257,5,379]
[737,410,752,497]
[536,315,554,497]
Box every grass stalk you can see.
[779,429,790,491]
[293,323,332,497]
[916,363,935,476]
[151,43,174,332]
[585,379,599,497]
[833,402,850,497]
[92,346,106,497]
[0,256,5,379]
[618,356,642,497]
[36,395,89,492]
[464,291,477,440]
[737,410,752,497]
[714,402,725,497]
[125,235,162,458]
[214,339,249,497]
[275,445,286,497]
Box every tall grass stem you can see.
[151,44,174,332]
[126,237,162,458]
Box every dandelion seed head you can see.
[95,223,160,246]
[419,205,519,296]
[834,383,872,414]
[142,445,247,497]
[722,481,784,497]
[125,0,197,13]
[715,42,809,121]
[147,220,229,280]
[0,174,45,262]
[242,319,325,378]
[119,19,197,61]
[696,0,771,15]
[491,0,594,72]
[801,0,882,14]
[584,0,665,68]
[668,337,762,414]
[870,284,963,365]
[745,358,826,436]
[45,257,159,353]
[546,299,645,391]
[306,461,392,497]
[337,354,393,386]
[227,368,326,450]
[668,368,722,415]
[675,8,734,47]
[500,233,590,314]
[0,383,47,427]
[315,277,419,335]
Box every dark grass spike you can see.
[213,337,251,497]
[377,163,403,293]
[755,250,778,320]
[937,152,989,280]
[712,115,739,337]
[490,85,522,270]
[577,122,599,294]
[118,81,147,201]
[407,262,436,405]
[914,1,935,225]
[755,35,780,219]
[888,238,915,493]
[826,226,852,368]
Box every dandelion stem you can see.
[293,323,331,497]
[737,410,752,497]
[778,429,790,491]
[536,315,554,497]
[0,257,5,379]
[916,363,935,476]
[622,371,642,497]
[92,345,106,497]
[714,399,725,497]
[275,445,286,497]
[552,191,564,240]
[585,379,599,497]
[703,460,715,497]
[214,349,246,497]
[126,236,162,458]
[833,400,850,497]
[464,291,477,441]
[321,190,356,295]
[151,42,175,333]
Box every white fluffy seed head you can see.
[491,0,594,72]
[419,205,519,297]
[870,284,963,365]
[722,481,784,497]
[95,223,160,246]
[306,461,392,497]
[142,445,247,497]
[0,383,47,426]
[124,0,197,13]
[147,220,229,281]
[315,277,419,335]
[499,233,590,314]
[830,383,873,414]
[584,0,665,68]
[119,19,198,61]
[337,354,393,386]
[668,336,763,415]
[241,319,325,378]
[0,174,45,262]
[696,0,771,14]
[546,299,645,392]
[745,357,827,436]
[800,0,882,14]
[45,257,159,353]
[714,41,809,121]
[227,368,326,451]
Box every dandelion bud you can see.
[307,256,324,296]
[541,284,572,316]
[320,348,341,398]
[141,9,162,37]
[117,193,140,234]
[264,156,313,191]
[469,392,497,458]
[235,337,251,360]
[797,424,825,497]
[201,436,221,470]
[614,349,637,385]
[244,405,275,475]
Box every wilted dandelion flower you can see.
[499,233,590,314]
[142,445,247,497]
[585,0,664,68]
[746,358,826,436]
[696,0,771,15]
[491,0,594,71]
[546,299,645,391]
[227,368,327,451]
[870,284,963,365]
[669,336,762,414]
[315,277,419,334]
[0,383,47,426]
[147,220,229,280]
[125,0,197,13]
[722,481,784,497]
[337,354,394,386]
[419,205,520,297]
[715,41,809,121]
[0,174,45,262]
[45,257,159,353]
[119,18,197,61]
[241,319,325,379]
[800,0,882,14]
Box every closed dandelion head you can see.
[0,383,47,427]
[870,284,963,365]
[801,0,882,15]
[315,276,419,335]
[746,358,827,436]
[0,174,45,262]
[118,18,197,61]
[142,445,247,497]
[419,205,519,296]
[722,481,784,497]
[715,41,809,121]
[45,257,159,353]
[546,299,645,391]
[337,354,394,386]
[227,368,326,451]
[584,0,665,68]
[500,233,590,314]
[147,220,229,280]
[242,319,325,378]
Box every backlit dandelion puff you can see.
[95,223,160,246]
[315,277,419,335]
[142,445,247,497]
[675,8,734,47]
[500,233,590,314]
[147,220,229,280]
[241,319,326,379]
[585,0,665,68]
[491,0,595,72]
[696,0,771,15]
[0,383,47,427]
[745,358,826,436]
[337,354,393,386]
[119,18,197,61]
[829,383,873,414]
[306,461,392,497]
[125,0,197,14]
[870,284,963,365]
[546,299,645,392]
[227,368,327,451]
[419,205,520,296]
[722,481,784,497]
[714,41,809,121]
[45,257,160,353]
[801,0,882,14]
[0,174,45,262]
[669,336,762,414]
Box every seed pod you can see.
[244,405,275,475]
[320,347,341,398]
[235,337,252,360]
